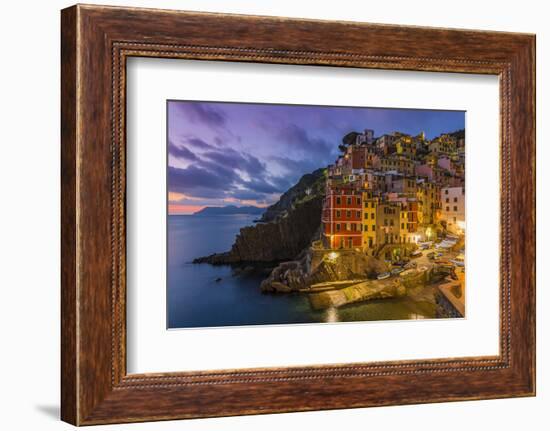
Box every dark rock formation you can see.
[260,249,389,293]
[193,197,323,265]
[259,168,325,223]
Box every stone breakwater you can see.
[308,280,407,311]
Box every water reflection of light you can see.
[325,307,339,323]
[408,313,427,320]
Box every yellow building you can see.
[361,191,378,250]
[416,180,440,225]
[395,136,417,158]
[429,134,457,156]
[380,154,416,176]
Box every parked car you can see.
[377,272,391,280]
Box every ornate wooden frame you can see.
[61,4,536,425]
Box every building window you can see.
[347,197,352,205]
[372,225,376,232]
[453,206,458,211]
[401,223,404,229]
[371,213,375,220]
[364,201,368,208]
[364,212,368,219]
[346,210,351,218]
[336,197,341,205]
[336,223,340,231]
[346,223,351,231]
[446,206,449,211]
[356,211,361,218]
[364,224,368,231]
[356,197,361,205]
[454,197,458,202]
[445,189,449,194]
[446,198,449,203]
[336,210,341,218]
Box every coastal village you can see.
[196,127,466,319]
[322,128,464,255]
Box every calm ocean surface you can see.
[167,214,436,329]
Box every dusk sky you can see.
[168,101,465,215]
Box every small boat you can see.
[391,267,404,275]
[411,250,422,257]
[377,272,391,280]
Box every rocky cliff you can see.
[259,168,326,222]
[193,196,323,264]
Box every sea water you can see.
[167,214,436,329]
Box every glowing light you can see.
[425,226,434,240]
[327,252,339,261]
[325,307,339,323]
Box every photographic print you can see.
[167,101,466,329]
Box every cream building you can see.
[441,186,465,234]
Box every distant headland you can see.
[192,205,265,216]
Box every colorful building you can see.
[322,185,363,249]
[441,186,465,234]
[399,200,420,243]
[379,154,416,176]
[429,134,457,156]
[361,191,379,250]
[416,179,440,225]
[395,135,417,158]
[375,202,401,245]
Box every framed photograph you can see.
[61,4,536,425]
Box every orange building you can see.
[322,185,363,249]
